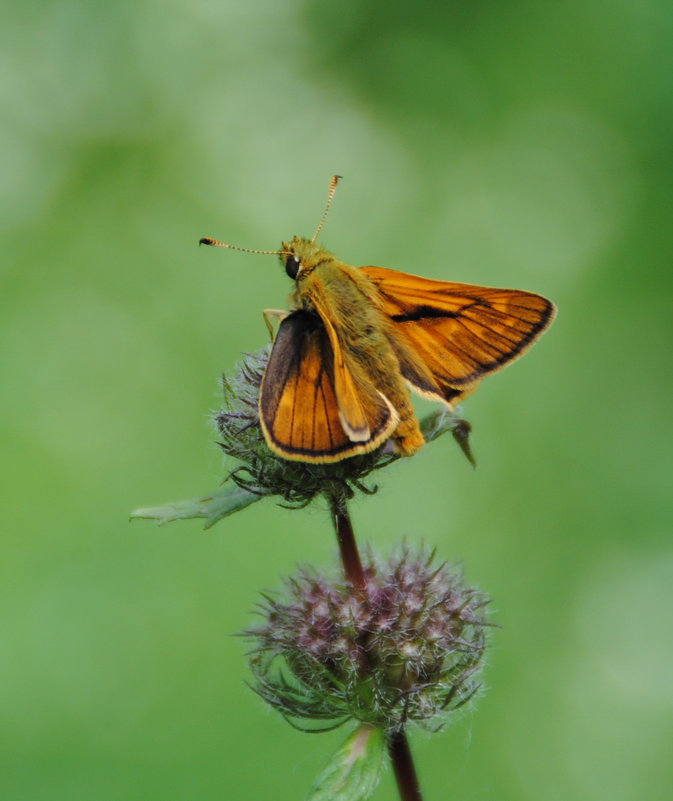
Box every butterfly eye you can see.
[285,255,301,279]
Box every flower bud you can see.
[244,547,489,734]
[214,350,474,507]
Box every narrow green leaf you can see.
[130,484,260,529]
[306,724,385,801]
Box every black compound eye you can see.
[285,255,301,279]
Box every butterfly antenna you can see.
[311,174,342,243]
[199,237,289,256]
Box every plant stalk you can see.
[327,491,367,592]
[327,489,424,801]
[388,730,424,801]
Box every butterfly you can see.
[201,176,555,463]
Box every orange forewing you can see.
[361,266,555,403]
[259,310,398,463]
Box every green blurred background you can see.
[2,1,672,799]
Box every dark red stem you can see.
[327,490,424,801]
[389,730,424,801]
[328,493,367,592]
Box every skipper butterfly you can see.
[201,177,555,463]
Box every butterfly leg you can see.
[262,309,290,340]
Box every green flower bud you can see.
[214,350,475,508]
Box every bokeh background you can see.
[2,1,672,799]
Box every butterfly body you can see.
[277,236,424,458]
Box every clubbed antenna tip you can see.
[311,174,343,243]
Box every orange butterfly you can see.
[201,177,555,463]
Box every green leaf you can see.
[306,724,385,801]
[420,408,475,467]
[130,484,261,529]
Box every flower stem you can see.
[327,490,425,801]
[388,730,424,801]
[327,491,367,592]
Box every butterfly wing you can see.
[361,266,555,405]
[259,309,398,463]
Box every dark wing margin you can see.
[259,310,396,463]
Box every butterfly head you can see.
[280,236,334,281]
[280,175,341,281]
